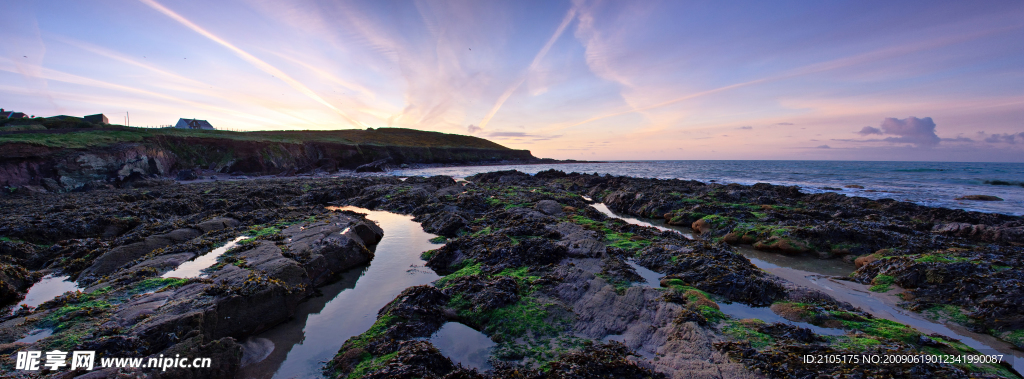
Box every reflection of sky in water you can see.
[625,260,662,288]
[427,322,496,371]
[162,236,249,278]
[737,246,855,278]
[15,328,53,344]
[716,302,845,336]
[15,275,80,310]
[252,206,442,379]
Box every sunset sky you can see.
[2,0,1023,161]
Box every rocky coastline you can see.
[0,170,1021,378]
[0,128,562,194]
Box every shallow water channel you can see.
[236,206,442,379]
[163,236,250,278]
[592,203,1023,374]
[590,203,694,240]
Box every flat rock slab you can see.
[80,228,202,280]
[120,213,384,354]
[238,241,308,287]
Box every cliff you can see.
[0,127,536,192]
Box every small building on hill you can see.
[0,108,27,119]
[84,114,109,124]
[174,118,214,130]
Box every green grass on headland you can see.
[0,126,512,150]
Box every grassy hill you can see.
[0,126,511,150]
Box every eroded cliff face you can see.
[0,136,535,192]
[0,143,174,192]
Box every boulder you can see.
[691,219,712,234]
[752,237,813,255]
[280,214,382,286]
[535,200,563,216]
[418,211,468,238]
[176,169,198,181]
[355,159,392,173]
[854,254,878,268]
[433,185,464,198]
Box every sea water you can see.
[393,160,1024,215]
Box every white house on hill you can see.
[174,118,214,130]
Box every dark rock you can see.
[418,211,468,238]
[356,159,393,173]
[442,275,519,314]
[544,341,666,379]
[237,242,309,287]
[196,217,240,233]
[956,195,1003,201]
[80,228,203,280]
[176,169,198,181]
[152,336,243,379]
[932,222,1024,243]
[359,340,457,379]
[535,200,563,216]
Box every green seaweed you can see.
[914,254,970,264]
[346,314,401,350]
[869,274,894,292]
[604,232,651,251]
[345,351,399,379]
[833,336,882,350]
[435,261,483,287]
[130,277,188,294]
[924,304,971,326]
[698,305,727,324]
[721,321,773,349]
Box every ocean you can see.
[391,160,1024,216]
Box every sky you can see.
[2,0,1023,162]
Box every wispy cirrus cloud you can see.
[138,0,368,128]
[484,130,563,142]
[3,1,1024,161]
[477,4,578,129]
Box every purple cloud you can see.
[737,126,753,130]
[983,132,1024,144]
[881,117,940,146]
[857,126,883,135]
[817,145,831,149]
[467,124,481,134]
[860,117,941,147]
